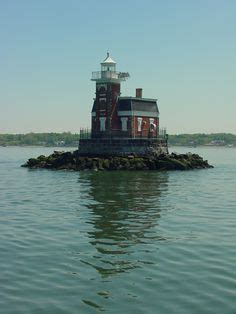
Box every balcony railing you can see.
[91,71,130,81]
[79,128,168,141]
[79,128,91,140]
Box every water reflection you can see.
[79,171,169,277]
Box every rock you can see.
[26,158,39,167]
[37,155,47,162]
[21,151,213,171]
[102,159,110,169]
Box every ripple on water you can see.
[1,147,236,313]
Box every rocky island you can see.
[22,151,213,171]
[21,54,213,172]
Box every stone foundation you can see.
[78,138,168,156]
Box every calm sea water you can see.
[0,146,236,314]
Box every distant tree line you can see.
[0,132,235,147]
[168,133,236,146]
[0,132,79,147]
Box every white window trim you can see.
[138,117,142,132]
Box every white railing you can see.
[91,71,129,81]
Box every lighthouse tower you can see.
[91,53,129,138]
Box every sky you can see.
[0,0,235,134]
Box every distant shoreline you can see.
[1,144,235,149]
[0,132,235,147]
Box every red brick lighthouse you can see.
[79,53,168,156]
[91,52,129,138]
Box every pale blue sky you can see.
[0,0,235,134]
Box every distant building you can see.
[208,140,226,146]
[54,140,65,147]
[79,53,168,156]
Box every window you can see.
[100,117,106,131]
[138,117,142,132]
[121,117,128,131]
[149,118,154,125]
[149,118,156,132]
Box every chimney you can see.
[136,88,142,98]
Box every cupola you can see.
[101,52,116,72]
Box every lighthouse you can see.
[91,52,129,138]
[79,53,168,156]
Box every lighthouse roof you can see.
[117,97,159,117]
[101,52,116,65]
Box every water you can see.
[0,146,236,313]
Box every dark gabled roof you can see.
[117,97,159,113]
